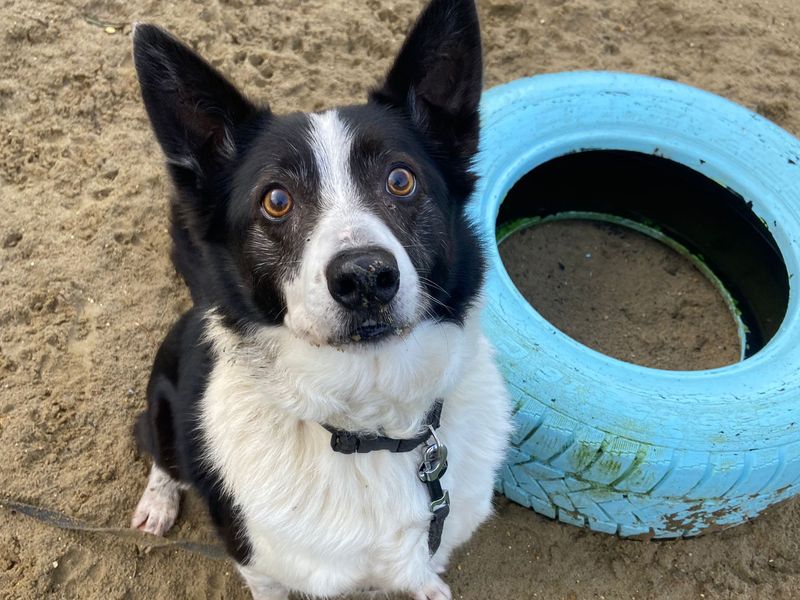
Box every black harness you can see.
[323,402,450,555]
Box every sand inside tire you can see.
[499,220,742,371]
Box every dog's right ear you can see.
[132,24,259,193]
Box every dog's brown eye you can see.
[386,167,416,197]
[261,187,293,220]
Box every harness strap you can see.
[424,478,450,555]
[323,402,442,454]
[322,401,449,556]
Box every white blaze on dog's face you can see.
[282,111,421,345]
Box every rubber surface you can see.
[470,72,800,538]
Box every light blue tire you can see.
[471,72,800,538]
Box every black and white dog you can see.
[130,0,511,597]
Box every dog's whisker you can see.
[419,276,450,299]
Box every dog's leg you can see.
[413,574,452,600]
[236,564,290,600]
[130,463,182,536]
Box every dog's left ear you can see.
[371,0,482,164]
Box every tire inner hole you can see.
[496,150,790,371]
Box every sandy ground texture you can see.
[2,0,800,598]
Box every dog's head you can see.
[133,0,484,347]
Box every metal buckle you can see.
[418,426,448,483]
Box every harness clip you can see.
[330,430,359,454]
[418,426,449,483]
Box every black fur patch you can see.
[136,310,253,564]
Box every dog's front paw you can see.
[131,486,180,536]
[130,465,181,536]
[413,575,452,600]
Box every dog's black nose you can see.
[326,247,400,310]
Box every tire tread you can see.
[502,406,800,538]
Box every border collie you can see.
[130,0,511,598]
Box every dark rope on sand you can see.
[0,497,227,560]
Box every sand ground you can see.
[2,0,800,598]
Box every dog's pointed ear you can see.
[132,24,259,191]
[370,0,482,162]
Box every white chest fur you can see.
[200,313,512,597]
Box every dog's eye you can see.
[386,167,416,197]
[261,187,293,220]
